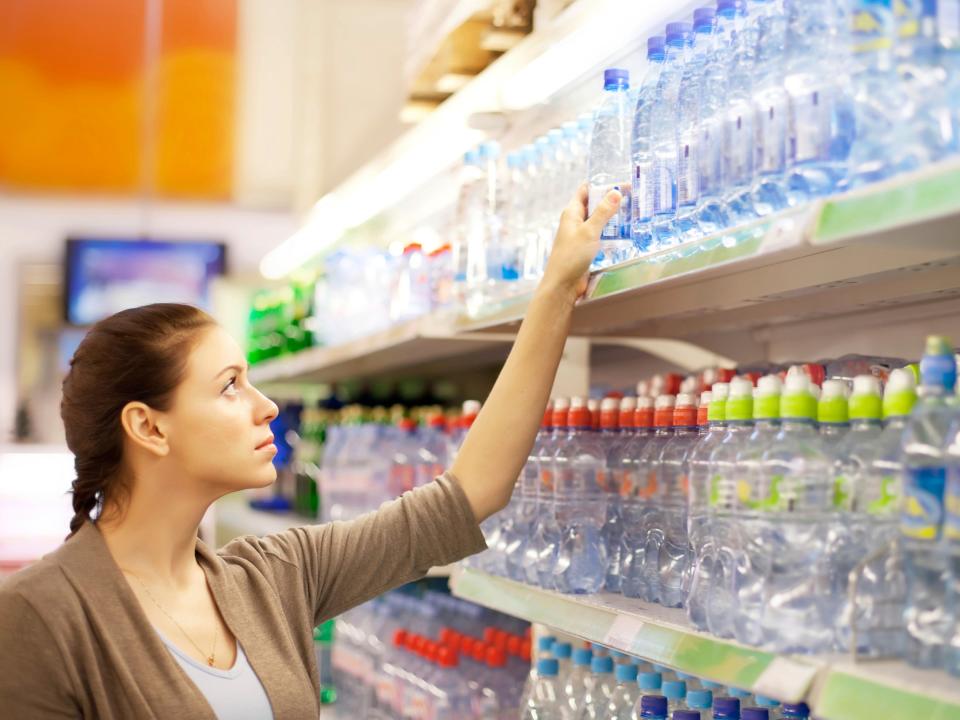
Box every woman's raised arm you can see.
[451,185,623,521]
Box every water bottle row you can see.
[477,338,960,669]
[319,401,480,522]
[522,636,815,720]
[332,587,530,719]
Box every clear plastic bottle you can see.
[521,143,545,288]
[600,397,631,592]
[624,394,677,601]
[948,373,960,676]
[652,394,700,607]
[520,636,558,711]
[651,23,693,250]
[632,37,667,254]
[705,378,755,640]
[901,336,957,668]
[579,655,616,720]
[523,658,573,720]
[453,150,484,305]
[532,399,570,589]
[508,406,552,582]
[604,662,640,718]
[722,0,759,224]
[943,0,960,154]
[783,0,854,202]
[673,8,716,243]
[662,679,688,714]
[748,0,791,216]
[588,68,634,267]
[818,379,851,457]
[563,647,595,716]
[686,382,730,628]
[554,398,609,594]
[553,641,574,688]
[619,396,660,598]
[500,150,527,294]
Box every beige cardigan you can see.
[0,474,487,718]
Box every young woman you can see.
[0,187,622,718]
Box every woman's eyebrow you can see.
[214,363,246,380]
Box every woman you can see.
[0,187,622,718]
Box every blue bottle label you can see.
[901,467,946,540]
[946,467,960,541]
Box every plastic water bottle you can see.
[686,382,730,628]
[784,0,854,202]
[600,397,631,592]
[553,641,574,687]
[686,689,714,718]
[508,406,552,582]
[632,37,667,253]
[523,658,573,719]
[563,647,594,716]
[818,379,850,456]
[579,655,616,720]
[901,336,957,668]
[947,387,960,676]
[722,0,759,224]
[713,697,741,720]
[625,394,677,601]
[638,695,669,720]
[604,662,640,718]
[588,68,634,267]
[780,702,810,719]
[453,150,483,304]
[501,150,527,293]
[532,399,569,589]
[611,396,653,592]
[749,0,791,216]
[652,394,700,607]
[942,0,960,153]
[651,23,693,249]
[533,135,559,278]
[706,378,755,640]
[554,398,608,594]
[846,0,928,187]
[662,679,688,714]
[520,144,545,287]
[674,8,717,243]
[755,374,834,652]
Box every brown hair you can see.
[61,303,216,538]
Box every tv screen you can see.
[65,238,227,325]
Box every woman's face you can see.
[162,325,280,493]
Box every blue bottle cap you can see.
[478,140,500,159]
[647,35,666,57]
[638,671,662,691]
[537,636,557,652]
[592,655,615,673]
[687,690,714,709]
[714,697,741,719]
[694,7,716,29]
[743,709,769,720]
[573,647,594,666]
[674,712,702,720]
[577,112,593,130]
[665,21,693,43]
[640,695,668,717]
[729,687,752,699]
[616,663,640,682]
[782,702,810,718]
[716,0,743,13]
[464,150,479,164]
[547,128,563,142]
[603,68,630,86]
[663,680,687,699]
[702,680,724,690]
[920,336,957,390]
[523,144,539,162]
[537,658,559,676]
[561,121,578,138]
[506,151,522,168]
[552,642,573,659]
[755,696,780,707]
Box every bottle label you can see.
[940,0,960,42]
[653,155,677,215]
[833,475,851,510]
[754,99,787,175]
[900,467,946,540]
[589,183,628,239]
[724,106,754,187]
[698,121,722,197]
[677,130,699,207]
[852,6,894,54]
[633,161,656,222]
[789,88,831,164]
[946,470,960,540]
[736,475,783,511]
[867,475,898,515]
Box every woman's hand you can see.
[541,184,623,303]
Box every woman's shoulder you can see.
[0,544,75,616]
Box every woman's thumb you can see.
[584,189,623,237]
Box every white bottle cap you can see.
[655,394,676,409]
[852,374,881,397]
[636,380,650,397]
[462,400,482,415]
[729,377,753,398]
[700,390,713,406]
[885,367,917,394]
[637,396,654,410]
[757,374,783,396]
[711,382,730,401]
[821,379,847,400]
[785,374,812,395]
[587,398,600,412]
[680,377,699,394]
[571,397,587,409]
[619,396,638,412]
[601,397,620,411]
[809,383,821,400]
[676,392,696,408]
[553,397,570,410]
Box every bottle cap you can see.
[641,695,668,716]
[635,396,655,428]
[619,396,638,426]
[849,375,882,420]
[485,646,506,668]
[537,635,557,652]
[562,120,578,138]
[674,712,702,720]
[591,655,614,673]
[694,7,716,30]
[616,663,639,682]
[666,21,694,43]
[663,680,688,699]
[717,0,741,13]
[603,68,630,86]
[573,647,593,666]
[647,36,666,57]
[478,141,500,159]
[537,658,559,676]
[686,689,713,709]
[520,640,532,662]
[743,709,769,720]
[506,151,523,168]
[728,687,752,699]
[714,697,741,718]
[818,380,850,424]
[675,393,698,426]
[883,368,918,418]
[753,374,782,420]
[920,335,957,389]
[507,635,522,656]
[708,381,729,422]
[392,629,407,647]
[601,397,620,429]
[577,112,594,130]
[547,128,563,143]
[438,645,458,667]
[781,376,817,420]
[698,391,712,425]
[726,377,754,421]
[701,680,724,690]
[638,671,662,690]
[552,642,573,660]
[654,395,676,427]
[755,696,780,707]
[781,702,810,718]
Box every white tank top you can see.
[156,628,275,719]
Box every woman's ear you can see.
[120,401,170,458]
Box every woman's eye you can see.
[222,377,239,395]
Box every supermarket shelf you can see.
[450,568,960,720]
[213,497,453,577]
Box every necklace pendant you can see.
[207,656,214,667]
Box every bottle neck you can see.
[850,417,881,432]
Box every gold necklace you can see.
[122,569,218,667]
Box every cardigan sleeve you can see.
[0,589,80,718]
[218,472,487,625]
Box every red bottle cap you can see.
[697,403,709,426]
[427,413,446,429]
[507,635,522,657]
[393,629,408,647]
[438,646,459,668]
[541,406,553,428]
[717,368,736,383]
[552,408,569,428]
[520,640,532,662]
[485,646,507,668]
[472,642,487,662]
[663,373,683,395]
[674,405,697,427]
[569,406,591,428]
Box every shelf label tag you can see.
[603,615,644,652]
[753,657,821,703]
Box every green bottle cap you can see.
[883,368,918,419]
[818,380,849,424]
[753,375,783,420]
[781,376,817,420]
[707,382,729,422]
[848,375,882,420]
[726,378,754,421]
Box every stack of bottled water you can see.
[476,339,960,670]
[331,588,529,719]
[521,637,818,720]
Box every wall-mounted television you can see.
[64,238,227,326]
